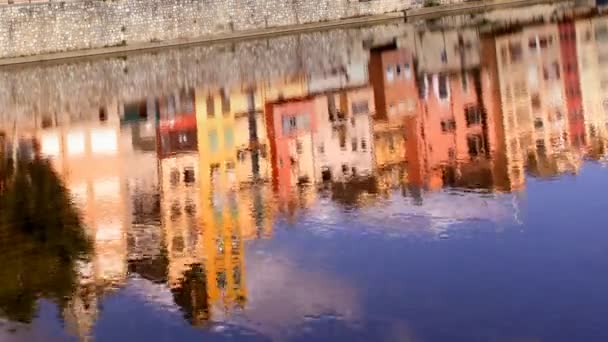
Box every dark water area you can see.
[3,2,608,341]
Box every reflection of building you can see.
[195,87,239,194]
[198,191,247,321]
[407,72,454,190]
[480,35,525,192]
[560,21,586,150]
[493,23,577,178]
[153,91,216,326]
[156,91,201,292]
[369,47,418,123]
[237,185,275,240]
[166,82,301,325]
[122,100,163,270]
[157,91,198,159]
[163,163,250,326]
[33,99,164,340]
[233,90,271,186]
[265,97,318,190]
[162,78,316,325]
[37,110,133,340]
[368,47,417,187]
[312,87,376,183]
[576,17,608,155]
[265,85,375,188]
[405,69,495,190]
[160,150,200,288]
[263,93,321,219]
[171,170,276,325]
[195,77,308,193]
[38,120,129,287]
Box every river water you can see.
[2,2,608,341]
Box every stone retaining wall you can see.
[0,0,417,59]
[0,22,408,125]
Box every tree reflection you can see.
[171,263,210,326]
[0,154,92,323]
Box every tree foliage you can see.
[0,156,92,323]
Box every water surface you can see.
[2,2,608,341]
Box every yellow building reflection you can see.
[165,77,310,325]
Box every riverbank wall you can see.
[0,0,416,59]
[0,0,571,61]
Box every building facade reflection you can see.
[34,108,130,340]
[9,6,608,338]
[368,47,415,190]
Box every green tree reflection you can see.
[0,155,92,323]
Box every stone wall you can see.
[0,0,414,59]
[0,0,575,125]
[0,22,410,126]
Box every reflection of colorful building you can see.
[405,70,494,190]
[480,35,525,192]
[233,90,271,186]
[168,182,249,326]
[450,70,499,189]
[167,78,314,325]
[237,185,275,240]
[37,112,132,340]
[166,81,311,325]
[194,78,308,192]
[156,90,202,296]
[195,87,239,194]
[157,90,198,157]
[32,100,164,340]
[560,21,586,150]
[368,47,417,185]
[161,150,200,290]
[576,17,608,156]
[199,192,247,319]
[412,73,455,189]
[494,23,578,178]
[265,97,318,190]
[38,120,129,287]
[312,87,376,182]
[369,47,418,122]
